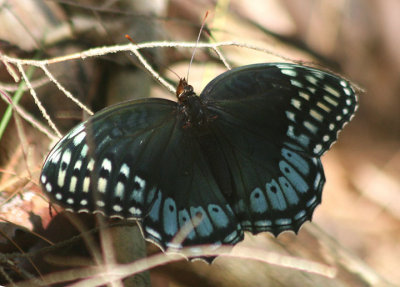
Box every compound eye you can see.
[184,85,193,93]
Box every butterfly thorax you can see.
[176,78,210,128]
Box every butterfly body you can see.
[40,63,357,261]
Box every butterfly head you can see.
[176,78,195,101]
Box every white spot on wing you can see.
[132,175,146,203]
[49,148,62,164]
[299,91,310,100]
[291,98,301,110]
[45,183,52,192]
[313,144,323,154]
[81,144,88,157]
[98,177,107,193]
[120,163,130,177]
[69,176,78,193]
[83,177,90,193]
[101,158,112,172]
[305,75,318,85]
[96,200,105,207]
[58,149,71,187]
[145,227,161,240]
[135,175,145,189]
[317,101,331,112]
[115,182,125,198]
[304,121,318,134]
[87,159,95,171]
[312,71,325,79]
[73,131,86,146]
[129,207,141,216]
[74,160,82,171]
[344,87,352,96]
[68,123,85,139]
[324,84,340,98]
[308,87,316,93]
[310,109,323,122]
[113,205,122,212]
[281,68,297,77]
[285,111,295,122]
[323,95,339,107]
[290,79,303,88]
[303,121,318,134]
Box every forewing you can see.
[201,63,357,157]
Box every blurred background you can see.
[0,0,399,286]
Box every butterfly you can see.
[40,62,357,262]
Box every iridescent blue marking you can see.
[163,198,178,236]
[279,160,309,193]
[190,206,213,237]
[266,179,287,210]
[148,191,162,221]
[250,187,268,213]
[278,176,299,205]
[281,148,309,175]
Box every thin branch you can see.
[129,45,176,94]
[0,75,50,92]
[40,65,94,116]
[211,46,231,70]
[0,41,294,67]
[0,91,58,141]
[16,63,62,137]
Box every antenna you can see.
[125,34,181,81]
[186,11,209,83]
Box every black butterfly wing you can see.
[41,99,176,217]
[200,63,357,234]
[40,98,243,253]
[137,115,243,252]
